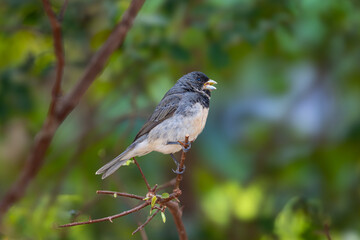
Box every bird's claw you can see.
[170,153,186,174]
[172,165,186,175]
[177,141,191,152]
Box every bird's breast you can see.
[147,103,209,154]
[182,102,209,140]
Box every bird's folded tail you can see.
[95,144,135,179]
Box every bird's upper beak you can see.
[204,79,217,90]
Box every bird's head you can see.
[179,71,217,95]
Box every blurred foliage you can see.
[1,0,360,239]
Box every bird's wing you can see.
[134,93,182,141]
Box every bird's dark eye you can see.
[196,78,201,81]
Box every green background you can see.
[1,0,360,239]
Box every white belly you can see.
[147,103,209,154]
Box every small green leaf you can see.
[113,193,117,198]
[124,159,134,166]
[151,196,157,208]
[161,192,170,199]
[143,196,150,201]
[161,212,166,223]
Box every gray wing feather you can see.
[134,93,182,141]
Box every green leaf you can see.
[113,193,117,198]
[124,159,134,166]
[161,212,166,223]
[161,192,170,199]
[151,196,157,208]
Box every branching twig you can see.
[59,136,190,240]
[132,209,161,235]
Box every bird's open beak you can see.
[204,79,217,90]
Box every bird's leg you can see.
[178,140,192,152]
[170,153,186,175]
[167,141,192,152]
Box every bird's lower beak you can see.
[204,79,217,90]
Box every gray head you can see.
[178,71,217,96]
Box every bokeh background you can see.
[1,0,360,239]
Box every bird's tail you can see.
[95,143,135,179]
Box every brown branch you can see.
[42,0,65,117]
[175,134,189,190]
[58,202,150,227]
[132,209,161,235]
[324,223,332,240]
[96,190,144,200]
[56,0,145,121]
[133,157,152,191]
[0,0,146,221]
[58,0,69,21]
[165,201,188,240]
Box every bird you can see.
[96,71,217,179]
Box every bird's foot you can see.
[178,140,191,152]
[172,166,186,175]
[170,153,186,175]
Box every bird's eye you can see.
[196,78,201,81]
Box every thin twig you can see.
[157,178,176,191]
[58,0,69,21]
[133,157,151,191]
[175,135,189,190]
[59,202,150,227]
[96,190,144,200]
[132,209,161,235]
[138,222,149,240]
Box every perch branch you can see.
[175,134,190,190]
[59,136,190,240]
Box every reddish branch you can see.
[165,201,187,240]
[132,209,161,235]
[59,136,190,240]
[175,135,190,189]
[0,0,146,220]
[96,190,144,200]
[133,158,152,191]
[324,223,332,240]
[59,202,150,227]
